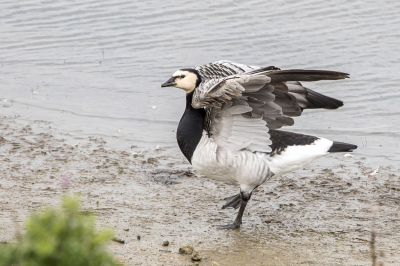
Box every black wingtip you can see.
[306,88,344,109]
[328,141,357,153]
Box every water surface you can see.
[1,0,400,165]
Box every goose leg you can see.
[216,191,252,229]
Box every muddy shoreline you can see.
[0,117,399,265]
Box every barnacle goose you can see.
[161,60,357,229]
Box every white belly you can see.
[267,138,333,177]
[191,131,272,192]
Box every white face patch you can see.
[171,70,198,93]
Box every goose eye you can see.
[180,75,185,78]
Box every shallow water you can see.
[1,0,400,165]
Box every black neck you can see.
[176,91,205,163]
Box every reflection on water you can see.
[1,0,400,164]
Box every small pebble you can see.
[162,240,169,246]
[191,251,202,261]
[179,246,194,254]
[137,235,141,240]
[123,229,129,231]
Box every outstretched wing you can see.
[193,61,349,153]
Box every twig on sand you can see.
[112,237,126,244]
[159,249,172,253]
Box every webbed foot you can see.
[222,193,241,209]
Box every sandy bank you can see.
[0,117,399,265]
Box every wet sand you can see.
[0,116,399,265]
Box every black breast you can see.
[176,91,206,163]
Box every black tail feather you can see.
[328,141,357,152]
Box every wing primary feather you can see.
[266,70,349,83]
[305,88,344,109]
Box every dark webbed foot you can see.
[216,221,241,229]
[216,193,250,230]
[222,193,241,209]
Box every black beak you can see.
[161,77,176,87]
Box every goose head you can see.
[161,68,201,93]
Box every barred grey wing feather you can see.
[194,60,259,80]
[286,81,309,108]
[243,83,296,130]
[211,100,272,153]
[193,75,270,109]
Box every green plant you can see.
[0,196,121,266]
